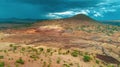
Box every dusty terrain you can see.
[0,14,120,67]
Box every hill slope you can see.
[0,14,120,67]
[33,14,100,29]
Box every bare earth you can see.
[0,15,120,67]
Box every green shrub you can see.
[96,60,99,64]
[0,56,4,59]
[15,63,19,67]
[66,50,70,54]
[56,57,61,64]
[47,48,51,53]
[13,46,17,51]
[83,55,91,62]
[16,58,24,64]
[9,44,13,47]
[39,48,44,52]
[43,61,46,67]
[21,47,25,51]
[69,63,73,66]
[0,62,5,67]
[71,50,79,57]
[30,55,39,60]
[76,63,80,67]
[4,50,7,53]
[107,64,114,67]
[32,48,38,53]
[63,64,70,67]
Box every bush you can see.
[13,46,17,51]
[96,60,99,64]
[66,50,70,54]
[32,48,38,53]
[56,57,61,64]
[107,64,114,67]
[63,64,70,67]
[30,55,39,60]
[39,48,44,52]
[47,48,51,53]
[83,55,91,62]
[43,61,46,67]
[9,44,13,47]
[4,50,7,53]
[0,62,5,67]
[0,56,4,59]
[71,50,79,57]
[16,57,24,64]
[21,47,25,51]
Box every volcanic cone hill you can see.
[33,14,100,29]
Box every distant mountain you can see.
[101,20,120,26]
[0,18,40,24]
[104,20,120,22]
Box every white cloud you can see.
[46,10,89,19]
[94,12,103,17]
[51,11,73,15]
[77,10,89,15]
[47,13,62,19]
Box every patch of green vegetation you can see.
[43,61,46,67]
[63,64,70,67]
[47,64,51,67]
[8,58,13,60]
[4,50,7,53]
[47,48,52,53]
[71,50,79,57]
[9,44,13,47]
[107,64,114,67]
[13,46,17,52]
[79,51,83,56]
[76,63,80,67]
[96,60,99,64]
[58,48,62,55]
[76,24,120,35]
[32,48,38,52]
[66,50,70,54]
[30,55,39,60]
[83,55,91,62]
[7,65,11,67]
[15,63,19,67]
[16,57,24,64]
[41,59,43,61]
[56,57,61,64]
[21,47,25,51]
[0,56,4,59]
[69,63,73,66]
[39,48,44,52]
[0,62,5,67]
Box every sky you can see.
[0,0,120,20]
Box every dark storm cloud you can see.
[0,0,120,20]
[12,0,104,11]
[13,0,102,5]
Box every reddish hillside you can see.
[33,14,100,29]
